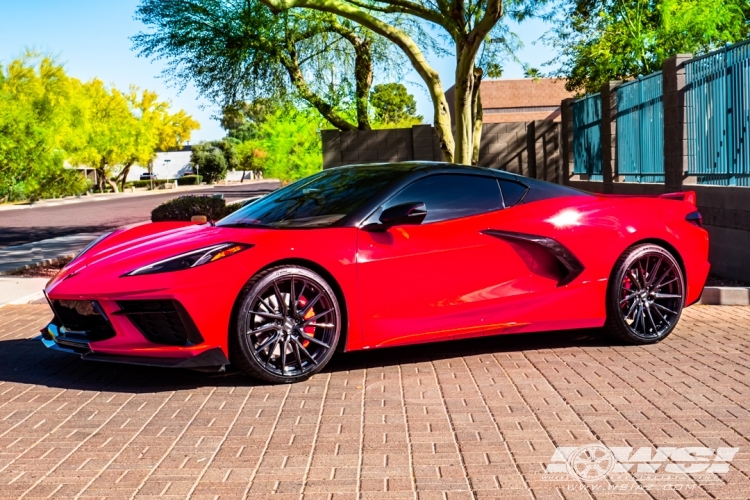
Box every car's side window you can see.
[382,174,503,224]
[498,179,528,207]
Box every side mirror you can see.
[379,202,427,227]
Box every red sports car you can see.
[41,163,709,383]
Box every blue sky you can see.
[1,0,552,141]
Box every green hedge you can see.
[151,195,246,222]
[127,179,170,189]
[178,175,203,185]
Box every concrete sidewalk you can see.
[0,232,101,275]
[0,277,49,307]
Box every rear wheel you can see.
[604,244,685,344]
[231,266,341,384]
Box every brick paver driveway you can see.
[0,304,749,499]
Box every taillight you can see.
[686,211,703,227]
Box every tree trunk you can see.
[118,162,133,192]
[471,68,483,165]
[353,38,373,130]
[453,57,475,164]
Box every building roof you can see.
[444,78,574,123]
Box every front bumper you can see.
[39,304,230,371]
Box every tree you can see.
[115,88,200,191]
[369,83,423,126]
[236,105,324,182]
[67,80,199,193]
[234,140,267,182]
[190,141,237,183]
[547,0,750,94]
[256,0,529,164]
[134,0,402,131]
[66,80,136,193]
[0,54,88,202]
[221,98,279,142]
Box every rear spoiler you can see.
[658,191,697,207]
[598,191,697,207]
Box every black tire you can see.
[230,265,341,384]
[604,244,685,345]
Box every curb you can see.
[0,185,214,212]
[0,179,279,212]
[697,287,750,306]
[0,253,78,277]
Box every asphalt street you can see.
[0,181,280,248]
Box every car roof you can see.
[327,161,523,181]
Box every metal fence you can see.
[686,40,750,186]
[573,93,602,179]
[616,72,664,182]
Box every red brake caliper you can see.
[622,275,633,312]
[297,296,315,347]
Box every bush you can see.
[224,200,246,215]
[151,195,228,222]
[191,143,228,183]
[178,175,203,185]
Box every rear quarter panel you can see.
[493,195,708,328]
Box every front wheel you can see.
[231,266,341,383]
[604,244,685,344]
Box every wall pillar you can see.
[662,54,692,191]
[560,98,575,185]
[600,81,622,194]
[321,129,342,169]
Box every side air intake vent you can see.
[481,229,585,286]
[116,300,204,346]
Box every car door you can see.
[356,173,536,349]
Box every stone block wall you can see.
[322,121,562,182]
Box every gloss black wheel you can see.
[604,244,684,344]
[231,266,341,383]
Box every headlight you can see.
[125,243,252,276]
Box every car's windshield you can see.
[217,165,413,229]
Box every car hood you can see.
[46,222,269,296]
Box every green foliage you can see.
[369,83,423,126]
[221,99,280,142]
[0,54,89,202]
[236,106,323,182]
[134,0,404,131]
[151,195,228,222]
[0,52,199,203]
[190,143,229,183]
[548,0,750,94]
[177,174,203,185]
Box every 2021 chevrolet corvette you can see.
[41,162,710,383]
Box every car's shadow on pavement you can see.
[0,328,620,393]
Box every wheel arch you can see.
[229,258,350,356]
[628,237,686,284]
